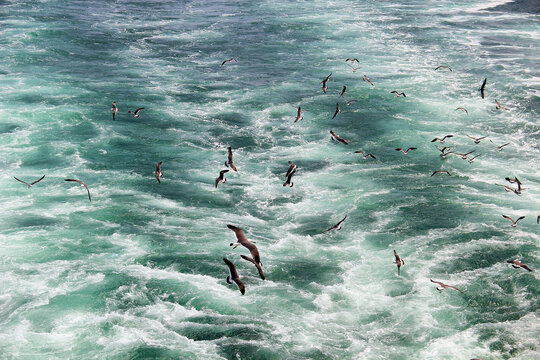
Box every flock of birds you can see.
[12,58,537,301]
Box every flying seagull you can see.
[321,73,332,93]
[479,78,487,99]
[330,130,349,145]
[215,169,229,188]
[362,75,374,86]
[435,65,452,71]
[228,225,265,280]
[431,279,463,293]
[323,215,347,233]
[395,147,417,155]
[390,91,406,97]
[223,258,245,295]
[354,150,376,160]
[346,64,361,72]
[507,260,532,272]
[490,140,509,152]
[495,183,520,195]
[345,99,357,106]
[285,161,297,178]
[339,85,347,97]
[111,102,118,121]
[65,178,91,202]
[455,151,475,160]
[225,147,237,172]
[502,215,525,227]
[431,170,451,177]
[455,107,468,115]
[431,135,454,143]
[467,135,486,144]
[128,107,144,118]
[14,175,45,188]
[293,106,305,123]
[345,58,359,63]
[394,250,404,275]
[467,154,480,163]
[154,162,163,183]
[331,103,341,120]
[495,99,508,110]
[221,58,236,66]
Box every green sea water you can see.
[0,0,539,359]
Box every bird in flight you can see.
[111,102,118,121]
[507,260,532,272]
[490,140,509,152]
[331,103,341,120]
[346,64,360,72]
[354,151,376,160]
[323,215,347,233]
[502,215,525,227]
[431,135,453,143]
[321,73,332,93]
[495,99,508,110]
[215,170,229,188]
[14,175,45,188]
[455,107,468,115]
[223,258,245,295]
[395,147,417,155]
[431,170,451,177]
[431,279,463,293]
[435,65,452,71]
[467,135,486,144]
[345,58,359,63]
[390,91,406,97]
[65,178,91,202]
[154,162,163,183]
[128,108,144,118]
[362,75,374,86]
[293,106,305,123]
[225,147,237,172]
[330,130,349,145]
[221,58,236,66]
[479,78,487,99]
[228,225,265,280]
[339,85,347,97]
[394,250,404,275]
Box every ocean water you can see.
[0,0,539,359]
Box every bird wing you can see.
[65,179,91,201]
[331,104,340,119]
[134,107,144,114]
[430,279,444,286]
[502,215,514,223]
[285,164,296,178]
[30,175,46,185]
[520,264,532,272]
[516,216,525,223]
[223,258,245,294]
[407,148,417,152]
[448,285,463,293]
[156,162,162,172]
[367,154,376,159]
[220,170,229,176]
[14,177,31,187]
[240,255,265,280]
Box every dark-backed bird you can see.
[455,151,475,160]
[490,140,509,152]
[346,64,360,72]
[285,161,297,178]
[431,170,451,177]
[228,225,265,280]
[339,85,347,97]
[505,177,521,185]
[154,162,163,183]
[507,260,532,272]
[14,175,45,188]
[223,258,245,295]
[431,279,463,293]
[431,135,454,143]
[65,178,91,202]
[479,78,487,99]
[128,107,144,118]
[435,65,452,71]
[293,106,304,123]
[323,215,347,233]
[330,130,349,145]
[363,75,374,86]
[345,99,357,106]
[502,215,525,227]
[111,102,118,121]
[495,183,520,195]
[321,73,332,93]
[467,154,480,163]
[437,146,455,159]
[395,147,417,155]
[394,250,404,275]
[345,58,359,63]
[221,58,236,66]
[215,170,229,188]
[390,91,406,97]
[225,147,237,172]
[467,135,486,144]
[354,151,376,160]
[455,107,469,115]
[331,103,341,119]
[495,99,508,110]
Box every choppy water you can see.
[0,0,539,359]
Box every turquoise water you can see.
[0,0,539,359]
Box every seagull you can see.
[455,107,469,115]
[111,102,118,121]
[221,58,236,66]
[154,162,163,183]
[293,106,305,123]
[431,135,454,143]
[65,178,91,202]
[128,107,144,118]
[354,150,376,159]
[390,91,406,97]
[362,75,374,86]
[345,58,360,63]
[285,161,297,178]
[215,170,229,188]
[223,258,245,295]
[467,135,486,144]
[495,100,508,110]
[395,147,417,155]
[346,64,361,72]
[321,73,332,93]
[490,140,509,152]
[323,215,347,233]
[225,147,237,172]
[437,146,455,159]
[331,103,341,120]
[455,151,475,160]
[537,215,539,224]
[339,85,347,97]
[14,175,45,188]
[479,78,487,99]
[394,250,404,275]
[431,170,451,176]
[430,279,463,293]
[228,225,265,280]
[435,65,452,71]
[283,170,295,187]
[345,99,357,106]
[502,215,525,227]
[495,184,520,195]
[330,130,349,145]
[467,154,480,163]
[507,260,532,272]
